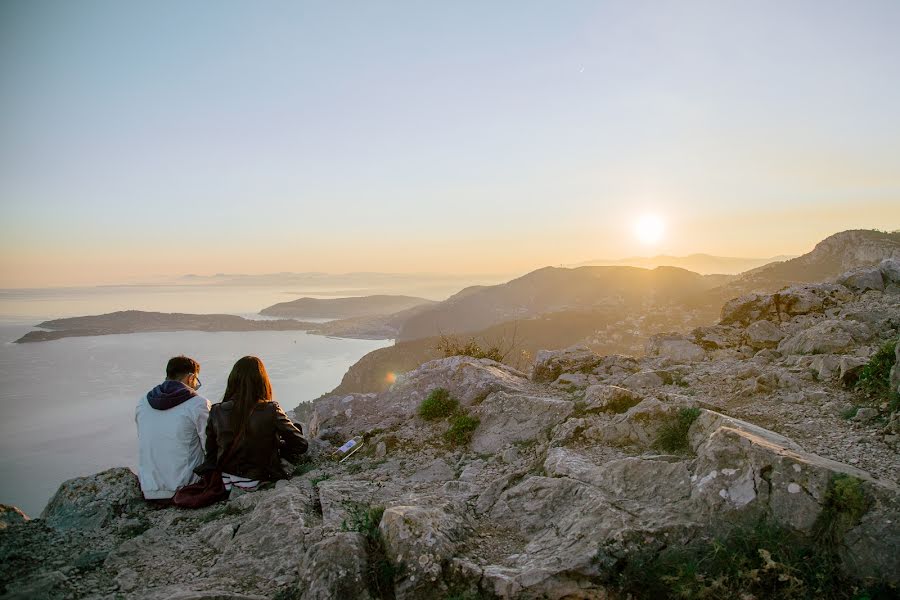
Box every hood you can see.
[147,380,198,410]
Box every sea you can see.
[0,283,405,516]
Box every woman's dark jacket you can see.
[196,400,308,481]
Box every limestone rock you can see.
[0,504,29,530]
[380,503,470,600]
[591,398,677,447]
[646,333,706,363]
[470,391,573,454]
[582,384,642,414]
[745,319,785,350]
[40,467,143,530]
[777,319,873,355]
[297,532,372,600]
[308,392,380,440]
[688,409,804,453]
[408,458,455,483]
[532,346,602,383]
[879,257,900,285]
[391,356,531,407]
[543,448,691,503]
[837,266,885,292]
[621,370,665,390]
[210,486,311,585]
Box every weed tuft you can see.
[653,407,701,453]
[419,388,459,420]
[856,339,898,403]
[342,503,396,599]
[444,413,480,446]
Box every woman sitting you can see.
[197,356,307,491]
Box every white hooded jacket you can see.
[135,381,211,500]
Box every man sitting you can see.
[136,355,211,504]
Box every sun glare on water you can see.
[634,214,665,245]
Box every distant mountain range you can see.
[325,229,900,395]
[569,253,796,275]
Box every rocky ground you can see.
[2,260,899,600]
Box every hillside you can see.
[260,295,436,319]
[2,260,898,599]
[330,230,900,395]
[397,266,720,342]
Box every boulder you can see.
[297,533,373,600]
[308,392,380,440]
[581,384,642,414]
[621,370,665,390]
[380,503,470,599]
[646,333,706,363]
[720,292,777,326]
[745,320,785,350]
[777,319,873,355]
[543,448,691,503]
[532,346,602,383]
[837,266,885,292]
[210,486,312,585]
[41,467,143,530]
[687,409,803,453]
[0,504,29,529]
[879,258,900,285]
[839,356,868,386]
[390,356,531,407]
[591,398,677,447]
[470,392,573,454]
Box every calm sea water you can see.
[0,285,395,516]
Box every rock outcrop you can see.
[2,262,899,599]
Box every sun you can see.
[634,213,665,245]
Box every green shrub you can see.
[653,407,701,453]
[419,388,459,420]
[436,335,505,362]
[856,340,897,401]
[841,406,860,420]
[444,413,480,446]
[816,474,870,545]
[614,518,891,600]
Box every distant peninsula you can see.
[259,294,436,319]
[14,310,317,343]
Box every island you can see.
[14,310,318,343]
[259,294,436,319]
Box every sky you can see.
[1,0,899,287]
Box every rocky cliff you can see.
[2,261,899,599]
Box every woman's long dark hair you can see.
[222,356,273,434]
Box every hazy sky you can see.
[2,1,899,287]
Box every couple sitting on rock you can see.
[135,355,308,505]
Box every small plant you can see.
[444,413,480,446]
[419,388,459,420]
[816,474,870,545]
[841,406,860,420]
[856,339,898,401]
[652,407,701,453]
[614,518,891,599]
[436,335,506,362]
[341,503,396,599]
[572,400,588,417]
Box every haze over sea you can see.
[0,283,409,516]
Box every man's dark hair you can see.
[166,355,200,380]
